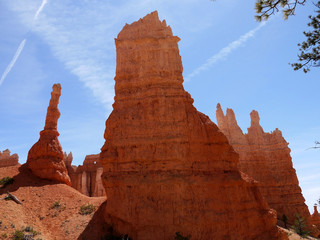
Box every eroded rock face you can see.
[64,153,106,197]
[0,149,19,167]
[100,11,286,240]
[27,84,71,186]
[216,104,312,227]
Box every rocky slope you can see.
[100,11,287,240]
[0,164,105,240]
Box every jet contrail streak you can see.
[0,39,27,86]
[34,0,48,21]
[0,0,48,86]
[186,22,266,81]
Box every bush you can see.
[1,233,7,238]
[79,204,96,215]
[11,226,40,240]
[50,201,61,209]
[11,230,24,240]
[0,177,14,188]
[174,232,191,240]
[292,214,310,237]
[282,214,288,228]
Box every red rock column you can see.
[27,84,71,186]
[311,206,320,229]
[100,11,287,240]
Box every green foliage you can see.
[254,0,306,21]
[282,214,288,228]
[11,230,24,240]
[10,226,40,240]
[292,214,311,237]
[1,233,7,238]
[79,204,96,215]
[291,1,320,72]
[50,201,61,209]
[0,177,14,188]
[174,232,191,240]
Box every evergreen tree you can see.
[211,0,320,72]
[291,2,320,72]
[292,214,311,237]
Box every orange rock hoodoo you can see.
[0,149,19,167]
[27,84,71,186]
[100,11,286,240]
[311,206,320,229]
[64,152,106,197]
[216,104,312,226]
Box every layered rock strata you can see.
[64,152,106,197]
[0,149,19,167]
[100,11,286,240]
[216,104,312,227]
[27,84,71,186]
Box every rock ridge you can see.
[216,103,316,233]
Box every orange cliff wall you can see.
[99,11,287,240]
[216,104,314,229]
[64,152,105,197]
[0,149,19,167]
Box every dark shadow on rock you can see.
[77,200,113,240]
[0,164,62,195]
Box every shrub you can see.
[50,201,61,209]
[282,214,288,228]
[0,177,14,188]
[174,232,191,240]
[79,204,96,215]
[292,214,310,237]
[11,230,24,240]
[1,233,7,238]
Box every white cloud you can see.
[0,38,26,86]
[185,22,267,81]
[4,0,220,109]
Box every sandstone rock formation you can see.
[0,149,19,167]
[64,152,106,197]
[27,84,71,186]
[100,11,287,240]
[311,206,320,229]
[216,104,313,228]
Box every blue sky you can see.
[0,0,319,211]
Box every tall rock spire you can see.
[100,12,286,240]
[44,83,61,131]
[27,84,71,186]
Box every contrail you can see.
[34,0,48,21]
[0,39,27,86]
[185,22,267,81]
[0,0,48,86]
